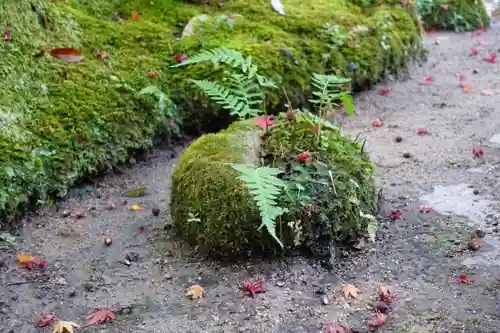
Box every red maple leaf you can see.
[254,116,274,129]
[367,312,387,328]
[472,147,484,158]
[469,47,479,56]
[241,279,265,297]
[323,322,347,333]
[376,285,395,304]
[138,225,145,233]
[372,119,384,128]
[36,313,57,327]
[131,11,141,21]
[485,52,496,63]
[416,128,428,136]
[388,209,403,221]
[84,308,117,326]
[457,273,473,284]
[174,53,188,63]
[296,151,311,163]
[378,87,391,95]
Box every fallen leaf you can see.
[3,28,12,41]
[94,50,109,61]
[37,313,57,327]
[457,273,473,284]
[84,308,116,326]
[423,76,433,84]
[376,284,395,303]
[130,204,144,211]
[375,301,390,313]
[467,238,481,251]
[147,71,158,79]
[186,284,205,299]
[107,200,115,210]
[472,27,485,36]
[138,225,145,233]
[241,279,266,297]
[296,151,311,163]
[485,52,496,63]
[50,48,84,63]
[476,39,488,45]
[254,115,275,129]
[388,209,403,221]
[372,119,383,127]
[481,89,492,96]
[472,147,484,158]
[175,53,188,63]
[463,84,473,93]
[323,322,347,333]
[417,205,433,213]
[378,87,391,95]
[17,253,47,270]
[52,320,80,333]
[17,252,33,265]
[416,128,428,136]
[131,11,140,21]
[368,312,387,328]
[469,47,479,56]
[341,284,359,299]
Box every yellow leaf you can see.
[185,284,205,300]
[341,284,360,299]
[52,320,80,333]
[130,204,144,211]
[17,253,33,264]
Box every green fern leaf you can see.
[170,47,247,70]
[230,164,287,248]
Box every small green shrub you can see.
[415,0,489,31]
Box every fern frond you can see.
[231,164,287,248]
[309,73,355,115]
[170,47,247,70]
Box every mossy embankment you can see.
[0,0,421,222]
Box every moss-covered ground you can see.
[0,0,421,222]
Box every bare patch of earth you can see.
[2,25,500,333]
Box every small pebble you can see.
[394,136,403,143]
[83,282,95,292]
[152,207,160,217]
[126,252,140,262]
[74,211,85,219]
[473,189,480,195]
[276,281,285,287]
[62,210,71,218]
[402,152,412,159]
[472,68,479,74]
[476,229,485,238]
[321,295,329,305]
[68,289,77,297]
[468,238,481,251]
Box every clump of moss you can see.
[170,114,377,259]
[415,0,489,31]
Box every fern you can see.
[231,164,287,248]
[170,47,250,72]
[309,73,354,116]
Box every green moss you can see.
[415,0,489,31]
[170,115,377,258]
[170,123,276,257]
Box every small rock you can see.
[276,281,285,287]
[472,68,479,74]
[121,307,132,314]
[352,238,365,250]
[402,152,412,159]
[493,221,499,226]
[315,288,326,295]
[476,229,485,238]
[394,136,403,143]
[468,238,481,251]
[57,277,68,285]
[164,274,173,280]
[164,223,173,231]
[68,289,77,297]
[62,210,71,218]
[120,259,131,267]
[152,207,160,217]
[473,189,480,195]
[494,228,500,233]
[83,282,96,292]
[74,211,85,219]
[0,259,6,267]
[126,252,140,262]
[321,295,329,305]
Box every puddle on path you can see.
[419,183,500,266]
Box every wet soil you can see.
[2,24,500,333]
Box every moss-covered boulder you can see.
[415,0,490,31]
[170,114,377,259]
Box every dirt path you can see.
[2,25,500,333]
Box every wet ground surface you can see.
[2,21,500,333]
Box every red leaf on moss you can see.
[388,209,403,221]
[36,313,57,327]
[241,279,265,297]
[485,52,496,63]
[469,47,479,56]
[472,147,484,158]
[423,76,433,84]
[175,53,188,63]
[457,273,473,284]
[416,128,428,135]
[3,28,12,41]
[372,119,383,128]
[323,322,347,333]
[147,71,158,79]
[296,152,311,163]
[50,48,84,63]
[254,116,274,129]
[378,87,391,95]
[131,11,141,21]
